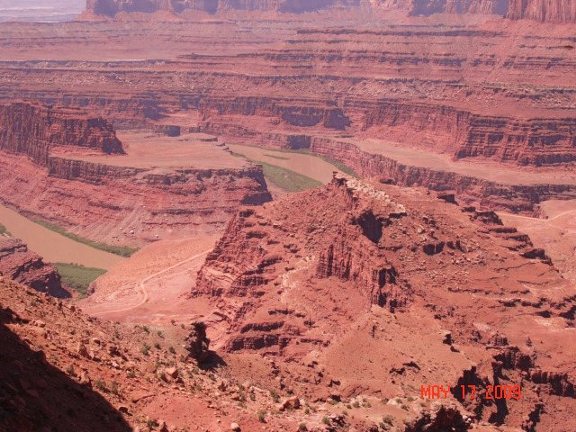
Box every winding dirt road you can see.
[90,249,211,317]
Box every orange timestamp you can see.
[420,384,522,401]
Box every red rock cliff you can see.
[86,0,363,15]
[507,0,576,23]
[0,103,124,166]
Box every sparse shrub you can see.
[141,343,151,356]
[157,330,164,338]
[154,342,161,350]
[94,379,107,392]
[257,410,266,423]
[270,389,280,403]
[352,400,361,408]
[169,346,176,355]
[65,364,76,376]
[322,416,331,425]
[127,370,136,378]
[146,418,159,430]
[109,381,120,396]
[298,423,307,431]
[142,325,150,333]
[249,391,256,401]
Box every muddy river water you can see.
[0,204,124,269]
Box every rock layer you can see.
[195,175,576,429]
[0,102,124,166]
[86,0,576,22]
[86,0,364,16]
[0,103,271,245]
[0,238,67,297]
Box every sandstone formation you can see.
[0,102,124,165]
[2,275,464,431]
[507,0,576,23]
[0,103,271,246]
[1,14,573,215]
[0,237,67,297]
[195,175,576,430]
[85,0,576,22]
[86,0,365,16]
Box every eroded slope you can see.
[196,175,576,430]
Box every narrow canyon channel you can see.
[0,204,124,269]
[229,144,345,183]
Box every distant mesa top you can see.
[85,0,576,23]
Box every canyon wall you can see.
[0,103,124,166]
[0,103,272,246]
[86,0,364,16]
[310,137,576,213]
[507,0,576,23]
[86,0,576,22]
[0,238,67,298]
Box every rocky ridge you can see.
[195,175,576,430]
[85,0,576,22]
[0,276,495,431]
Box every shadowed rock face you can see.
[0,238,68,298]
[0,306,131,432]
[507,0,576,23]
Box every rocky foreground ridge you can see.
[195,175,576,430]
[0,274,503,432]
[86,0,576,22]
[0,102,271,246]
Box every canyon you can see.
[0,4,574,214]
[0,103,271,247]
[0,1,574,431]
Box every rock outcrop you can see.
[0,103,271,246]
[0,238,67,298]
[507,0,576,23]
[195,176,576,429]
[0,102,124,166]
[86,0,576,22]
[86,0,364,16]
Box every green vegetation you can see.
[263,153,290,160]
[54,263,106,297]
[259,161,322,192]
[32,219,138,257]
[316,154,357,177]
[257,147,358,177]
[232,146,357,191]
[0,223,9,236]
